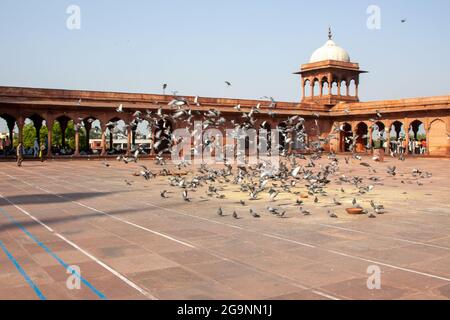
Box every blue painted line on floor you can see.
[0,239,46,300]
[0,207,107,300]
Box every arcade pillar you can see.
[46,119,54,157]
[74,123,80,156]
[101,125,107,156]
[59,119,69,149]
[17,117,25,146]
[126,126,132,156]
[85,122,92,153]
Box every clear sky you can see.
[0,0,449,120]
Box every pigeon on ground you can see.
[328,210,338,218]
[160,190,168,198]
[250,209,260,218]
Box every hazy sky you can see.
[0,0,449,131]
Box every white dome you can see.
[309,39,350,63]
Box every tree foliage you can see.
[14,121,87,149]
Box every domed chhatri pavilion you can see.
[0,30,449,157]
[296,28,366,106]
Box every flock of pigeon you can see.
[93,82,432,221]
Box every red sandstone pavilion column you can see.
[101,124,107,156]
[404,119,411,156]
[46,119,54,157]
[126,126,132,157]
[74,123,80,156]
[17,117,25,145]
[149,127,156,156]
[288,131,293,154]
[385,128,391,155]
[425,123,430,156]
[301,81,305,99]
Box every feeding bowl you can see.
[346,208,364,215]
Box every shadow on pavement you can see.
[0,205,161,233]
[0,192,115,205]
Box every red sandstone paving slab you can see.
[70,275,147,300]
[232,248,357,290]
[380,269,447,292]
[164,221,242,239]
[409,256,450,278]
[244,252,316,273]
[158,248,222,265]
[2,159,450,299]
[103,253,179,274]
[0,260,25,275]
[22,240,74,255]
[286,246,343,262]
[158,228,220,240]
[184,234,238,250]
[0,285,43,300]
[229,234,307,251]
[392,229,450,242]
[153,281,246,300]
[52,281,103,300]
[37,283,75,300]
[0,238,56,287]
[318,278,409,300]
[0,268,53,288]
[0,253,36,273]
[280,262,360,288]
[184,260,254,281]
[434,284,450,299]
[398,243,450,259]
[31,249,93,267]
[304,254,378,277]
[398,292,449,300]
[324,217,450,239]
[277,230,352,246]
[123,237,194,254]
[130,266,207,292]
[208,242,274,260]
[363,246,448,267]
[58,227,117,240]
[214,273,305,300]
[43,261,110,282]
[87,244,151,260]
[0,235,26,250]
[321,238,405,256]
[0,268,81,300]
[314,227,371,241]
[428,236,450,247]
[268,290,331,300]
[106,229,169,244]
[102,219,179,237]
[73,235,135,249]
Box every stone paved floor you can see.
[0,156,450,300]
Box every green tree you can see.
[21,123,36,148]
[417,133,426,141]
[14,121,88,151]
[39,123,62,147]
[372,139,382,149]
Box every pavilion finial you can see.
[328,26,333,40]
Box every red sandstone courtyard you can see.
[0,156,450,300]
